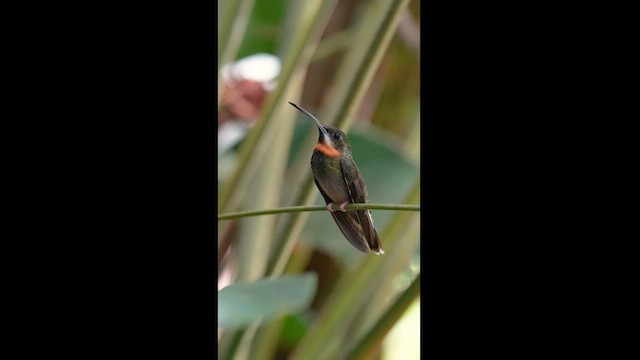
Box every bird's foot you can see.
[326,201,349,212]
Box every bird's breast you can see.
[311,152,349,204]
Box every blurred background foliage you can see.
[218,0,420,359]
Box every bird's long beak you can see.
[288,102,334,147]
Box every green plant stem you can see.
[218,203,420,221]
[324,0,410,132]
[217,0,256,106]
[343,274,420,360]
[265,178,317,277]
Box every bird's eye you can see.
[333,132,341,139]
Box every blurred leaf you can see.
[218,273,318,329]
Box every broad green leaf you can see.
[218,273,318,329]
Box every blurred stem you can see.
[217,0,256,105]
[324,0,411,132]
[218,0,255,65]
[218,203,420,221]
[236,103,295,282]
[250,320,285,360]
[218,0,339,213]
[265,176,317,277]
[233,322,262,360]
[404,111,421,162]
[312,28,353,61]
[218,329,243,360]
[343,274,421,360]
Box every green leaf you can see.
[218,273,318,329]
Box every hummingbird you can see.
[289,102,383,254]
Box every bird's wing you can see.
[339,157,383,254]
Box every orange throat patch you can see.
[315,142,341,158]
